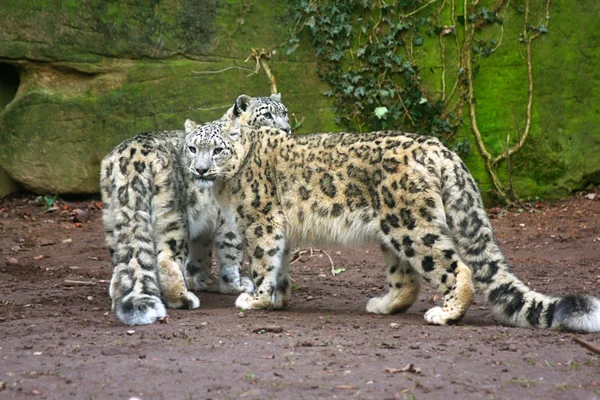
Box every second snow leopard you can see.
[100,94,290,325]
[210,123,600,333]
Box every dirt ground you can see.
[0,192,599,400]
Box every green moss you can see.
[0,0,218,62]
[0,0,598,200]
[0,56,334,194]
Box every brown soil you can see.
[1,193,599,400]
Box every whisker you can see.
[187,160,199,176]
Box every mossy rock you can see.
[0,0,598,202]
[0,0,334,195]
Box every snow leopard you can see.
[209,123,600,332]
[100,94,290,325]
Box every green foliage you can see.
[286,0,464,153]
[35,194,58,209]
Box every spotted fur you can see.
[213,124,600,332]
[100,94,290,325]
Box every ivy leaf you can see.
[286,44,299,55]
[374,106,388,119]
[305,16,315,28]
[354,86,366,98]
[419,97,428,104]
[538,24,548,33]
[413,34,424,46]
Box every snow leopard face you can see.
[222,93,291,135]
[183,120,235,188]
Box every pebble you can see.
[6,257,18,265]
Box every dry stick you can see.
[258,56,278,95]
[245,49,278,95]
[572,336,600,355]
[192,66,255,75]
[290,247,337,275]
[63,280,97,287]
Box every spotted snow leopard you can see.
[208,122,600,332]
[100,94,290,325]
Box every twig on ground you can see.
[572,336,600,355]
[63,280,96,287]
[290,247,336,275]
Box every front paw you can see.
[165,291,201,310]
[366,296,389,314]
[186,272,218,292]
[235,293,272,310]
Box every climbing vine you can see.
[286,0,467,153]
[286,0,551,202]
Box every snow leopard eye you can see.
[263,112,273,120]
[213,147,224,155]
[188,146,197,154]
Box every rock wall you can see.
[0,0,598,202]
[0,0,335,194]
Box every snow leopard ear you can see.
[270,93,281,101]
[184,119,197,133]
[233,94,252,117]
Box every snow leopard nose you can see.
[196,167,209,176]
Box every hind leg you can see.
[385,229,474,325]
[366,247,421,314]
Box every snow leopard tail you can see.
[440,156,600,332]
[100,151,166,326]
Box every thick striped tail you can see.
[441,156,600,332]
[102,157,166,325]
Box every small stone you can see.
[6,258,18,265]
[389,323,400,329]
[126,330,135,336]
[72,208,89,222]
[86,296,93,301]
[238,312,245,318]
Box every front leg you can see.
[213,211,254,294]
[235,215,291,310]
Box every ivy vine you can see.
[286,0,551,203]
[286,0,468,154]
